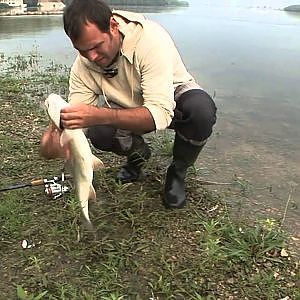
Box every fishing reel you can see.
[44,174,71,200]
[0,172,72,199]
[44,182,70,199]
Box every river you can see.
[0,1,299,236]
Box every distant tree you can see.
[284,5,300,12]
[62,0,73,6]
[23,0,39,7]
[0,3,10,8]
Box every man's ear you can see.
[110,17,119,34]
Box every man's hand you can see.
[60,104,99,129]
[60,104,155,133]
[40,123,70,159]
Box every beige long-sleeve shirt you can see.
[68,10,200,130]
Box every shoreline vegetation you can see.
[0,52,299,299]
[0,0,189,16]
[284,4,300,12]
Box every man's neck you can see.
[105,31,124,69]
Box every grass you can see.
[0,53,299,299]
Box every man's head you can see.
[63,0,121,68]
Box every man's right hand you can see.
[39,123,70,159]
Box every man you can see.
[40,0,217,209]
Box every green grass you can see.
[0,53,299,299]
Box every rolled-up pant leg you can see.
[164,89,217,208]
[169,89,217,145]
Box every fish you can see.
[44,93,104,228]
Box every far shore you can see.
[0,10,63,16]
[284,4,300,12]
[0,6,186,17]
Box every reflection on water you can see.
[0,14,75,63]
[0,6,25,16]
[0,5,181,62]
[285,10,300,19]
[0,15,62,37]
[110,5,185,13]
[0,2,299,226]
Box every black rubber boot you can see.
[116,136,151,184]
[164,134,205,209]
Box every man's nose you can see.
[87,49,98,62]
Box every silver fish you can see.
[45,93,104,227]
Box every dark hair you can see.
[63,0,113,41]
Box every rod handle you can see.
[30,179,45,186]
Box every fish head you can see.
[45,93,69,129]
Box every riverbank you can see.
[0,53,299,300]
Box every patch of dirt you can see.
[197,115,300,252]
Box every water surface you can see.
[0,1,299,233]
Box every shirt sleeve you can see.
[136,21,177,130]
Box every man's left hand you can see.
[60,104,100,129]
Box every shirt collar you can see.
[113,10,145,64]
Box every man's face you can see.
[72,19,120,68]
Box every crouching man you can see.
[40,0,217,208]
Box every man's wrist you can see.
[96,107,117,126]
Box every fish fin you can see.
[89,185,97,200]
[82,204,91,224]
[92,154,104,170]
[82,186,96,224]
[78,184,92,223]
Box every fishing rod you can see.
[0,173,72,199]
